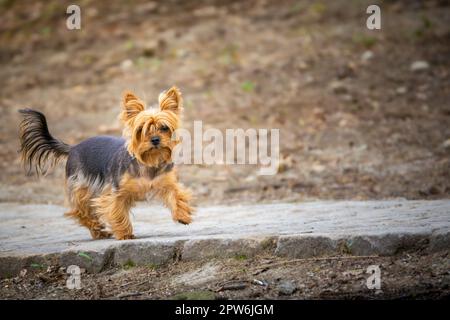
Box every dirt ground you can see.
[1,251,449,300]
[1,0,450,206]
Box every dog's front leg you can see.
[153,170,194,224]
[93,191,135,240]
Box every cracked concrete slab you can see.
[0,200,449,277]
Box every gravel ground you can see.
[1,251,449,300]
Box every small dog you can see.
[18,87,194,240]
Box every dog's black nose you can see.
[151,136,160,146]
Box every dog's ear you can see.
[121,91,145,123]
[159,86,183,114]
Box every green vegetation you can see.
[78,252,93,261]
[241,81,255,92]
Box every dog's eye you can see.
[160,125,169,132]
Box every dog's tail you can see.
[18,109,71,175]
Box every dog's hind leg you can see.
[65,185,112,239]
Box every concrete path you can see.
[0,201,449,277]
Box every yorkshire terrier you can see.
[18,87,194,240]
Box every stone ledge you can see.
[0,200,449,278]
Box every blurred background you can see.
[0,0,449,206]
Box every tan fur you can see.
[120,88,182,168]
[152,169,193,224]
[64,185,112,239]
[64,87,194,240]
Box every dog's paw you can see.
[116,233,135,240]
[90,229,113,240]
[173,204,193,225]
[176,215,192,225]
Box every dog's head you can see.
[120,87,182,167]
